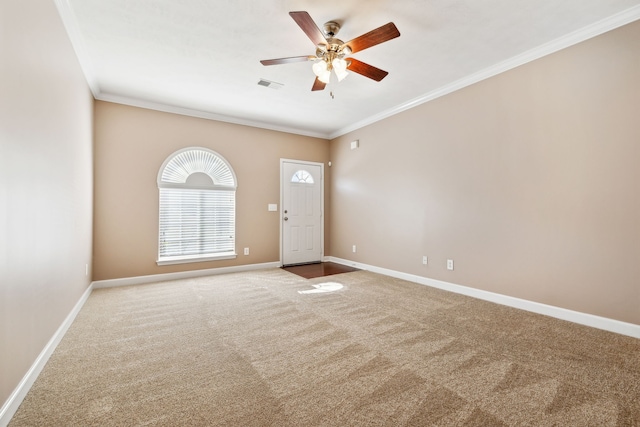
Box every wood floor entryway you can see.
[282,262,359,279]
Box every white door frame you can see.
[280,159,324,266]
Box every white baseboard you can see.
[1,261,282,426]
[0,283,94,427]
[326,256,640,339]
[92,261,282,289]
[3,258,636,426]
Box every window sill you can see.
[156,252,237,266]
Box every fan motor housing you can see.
[316,37,350,60]
[323,21,340,37]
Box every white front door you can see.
[281,160,323,266]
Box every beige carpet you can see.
[9,269,640,426]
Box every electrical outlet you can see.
[244,248,249,255]
[422,256,428,265]
[447,259,454,270]
[352,245,357,253]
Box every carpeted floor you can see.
[9,269,640,426]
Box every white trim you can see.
[93,261,281,289]
[325,256,640,339]
[0,283,94,427]
[2,258,637,426]
[0,261,277,425]
[96,93,330,139]
[328,5,640,139]
[56,0,640,140]
[53,0,101,96]
[156,253,237,266]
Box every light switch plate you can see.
[268,204,277,211]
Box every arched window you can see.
[291,169,314,184]
[157,148,237,265]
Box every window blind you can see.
[159,188,235,259]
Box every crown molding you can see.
[55,0,639,141]
[53,0,101,96]
[96,93,331,139]
[328,4,640,139]
[54,0,329,139]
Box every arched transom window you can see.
[157,148,237,265]
[291,169,314,184]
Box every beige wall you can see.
[93,102,330,280]
[0,0,94,408]
[1,2,636,414]
[329,21,640,325]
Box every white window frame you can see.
[156,147,237,266]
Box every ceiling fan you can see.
[260,11,400,91]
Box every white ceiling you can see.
[58,0,640,139]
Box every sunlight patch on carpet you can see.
[298,282,344,294]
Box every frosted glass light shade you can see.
[332,58,349,82]
[312,60,331,84]
[312,60,327,76]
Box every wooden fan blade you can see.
[347,58,389,82]
[290,11,327,47]
[311,77,326,91]
[344,22,400,54]
[260,56,315,66]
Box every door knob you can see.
[284,217,288,221]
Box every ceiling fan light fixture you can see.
[312,59,327,76]
[318,69,332,84]
[312,59,331,84]
[261,12,400,91]
[332,57,349,82]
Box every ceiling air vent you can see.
[258,79,284,90]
